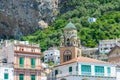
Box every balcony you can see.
[14,50,41,55]
[19,64,24,68]
[95,73,104,76]
[56,71,78,77]
[81,72,91,76]
[14,64,41,70]
[0,63,13,68]
[107,73,111,76]
[31,65,35,68]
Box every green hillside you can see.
[21,0,120,51]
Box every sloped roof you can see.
[57,56,110,66]
[108,45,120,56]
[64,22,76,29]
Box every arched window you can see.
[63,50,72,62]
[67,38,70,46]
[77,50,80,57]
[61,78,66,80]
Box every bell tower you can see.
[60,22,81,63]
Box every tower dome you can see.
[64,22,76,29]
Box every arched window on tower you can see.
[63,50,72,62]
[77,50,80,57]
[67,39,70,46]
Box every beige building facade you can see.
[14,42,42,80]
[0,40,42,80]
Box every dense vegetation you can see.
[22,0,120,51]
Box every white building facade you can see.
[88,17,97,23]
[49,57,116,80]
[44,48,60,65]
[99,39,120,54]
[116,67,120,80]
[0,63,14,80]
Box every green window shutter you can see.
[95,66,104,76]
[4,73,8,79]
[19,74,24,80]
[55,70,58,76]
[95,66,104,73]
[31,58,35,68]
[107,67,111,73]
[76,66,78,71]
[81,65,91,75]
[20,57,24,67]
[31,75,35,80]
[69,66,72,72]
[107,67,111,76]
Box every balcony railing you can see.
[14,64,41,70]
[19,64,24,68]
[57,71,77,77]
[0,63,13,68]
[14,50,41,55]
[107,73,111,76]
[95,73,104,76]
[31,65,35,68]
[56,72,113,78]
[81,72,91,76]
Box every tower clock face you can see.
[64,50,72,55]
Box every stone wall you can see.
[0,0,59,39]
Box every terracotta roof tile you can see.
[57,56,110,66]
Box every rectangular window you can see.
[107,67,111,76]
[81,65,91,75]
[19,57,24,67]
[31,58,36,68]
[69,66,72,72]
[55,70,58,76]
[31,75,35,80]
[4,73,8,79]
[95,66,104,76]
[19,74,24,80]
[76,66,78,71]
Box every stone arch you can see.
[63,50,72,62]
[61,78,67,80]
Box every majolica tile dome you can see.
[64,22,76,29]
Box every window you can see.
[19,48,22,51]
[107,67,111,76]
[5,69,8,72]
[19,57,24,67]
[81,65,91,75]
[4,73,8,79]
[55,70,58,76]
[22,48,24,51]
[76,66,78,71]
[31,58,35,68]
[64,50,72,62]
[69,66,72,72]
[31,75,35,80]
[19,74,24,80]
[95,66,104,76]
[31,49,35,52]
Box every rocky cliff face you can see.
[0,0,59,39]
